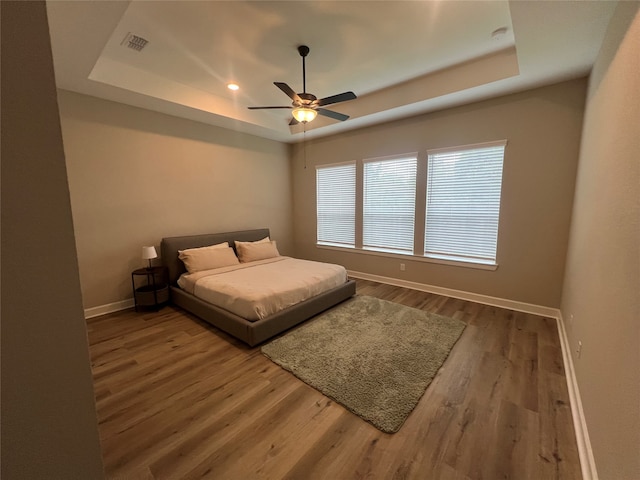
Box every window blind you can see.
[363,155,417,253]
[425,142,506,264]
[316,163,356,247]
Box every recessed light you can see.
[227,83,239,91]
[491,27,508,41]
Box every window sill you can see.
[316,244,498,271]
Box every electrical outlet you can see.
[577,341,582,359]
[400,263,406,271]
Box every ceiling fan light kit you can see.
[248,45,356,127]
[292,107,318,123]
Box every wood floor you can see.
[87,279,581,479]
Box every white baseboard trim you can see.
[556,312,598,480]
[84,298,134,319]
[347,270,560,319]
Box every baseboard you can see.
[556,312,599,480]
[347,270,560,319]
[84,298,134,319]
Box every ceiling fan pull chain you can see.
[303,127,307,170]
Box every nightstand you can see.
[131,266,169,311]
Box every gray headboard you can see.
[160,228,270,285]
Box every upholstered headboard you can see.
[160,228,270,285]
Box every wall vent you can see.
[121,32,148,52]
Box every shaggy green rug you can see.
[261,295,466,433]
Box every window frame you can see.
[421,140,507,266]
[315,161,357,249]
[362,153,418,255]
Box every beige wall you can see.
[58,91,292,309]
[292,79,586,308]
[1,2,104,477]
[561,4,640,479]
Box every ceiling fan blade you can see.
[289,117,299,126]
[274,82,301,103]
[248,106,292,110]
[317,108,349,122]
[316,91,357,107]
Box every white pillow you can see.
[236,240,280,263]
[178,244,239,273]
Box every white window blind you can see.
[425,141,506,265]
[316,163,356,247]
[363,155,417,253]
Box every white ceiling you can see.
[46,1,617,144]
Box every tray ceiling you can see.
[47,1,616,143]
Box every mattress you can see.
[177,256,348,321]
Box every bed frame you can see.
[160,228,356,347]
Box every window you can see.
[315,140,506,269]
[425,141,506,265]
[316,162,356,247]
[363,155,417,254]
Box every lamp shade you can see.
[141,246,157,260]
[292,107,318,123]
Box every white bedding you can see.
[177,256,348,321]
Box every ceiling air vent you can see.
[121,32,148,52]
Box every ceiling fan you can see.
[248,45,357,126]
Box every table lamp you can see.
[141,246,157,270]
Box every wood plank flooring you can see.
[87,279,581,479]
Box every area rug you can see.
[261,295,466,433]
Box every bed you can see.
[161,228,356,346]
